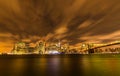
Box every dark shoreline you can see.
[0,53,119,57]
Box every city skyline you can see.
[0,0,120,52]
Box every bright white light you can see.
[82,44,86,47]
[48,50,60,54]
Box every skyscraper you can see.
[12,42,29,54]
[35,41,46,54]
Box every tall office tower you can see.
[58,41,61,47]
[64,43,69,53]
[35,41,46,54]
[60,43,69,53]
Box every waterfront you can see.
[0,54,120,76]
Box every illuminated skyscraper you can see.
[35,41,46,54]
[12,42,29,54]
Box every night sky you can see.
[0,0,120,52]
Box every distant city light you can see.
[48,50,60,54]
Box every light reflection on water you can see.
[0,54,120,76]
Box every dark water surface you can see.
[0,54,120,76]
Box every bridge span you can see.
[86,41,120,54]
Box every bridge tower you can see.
[81,43,94,54]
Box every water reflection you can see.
[0,55,120,76]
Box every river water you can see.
[0,54,120,76]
